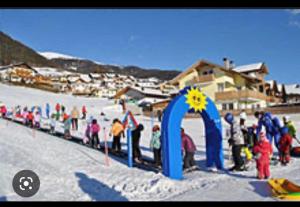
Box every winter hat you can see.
[152,125,160,132]
[259,132,268,142]
[224,113,234,125]
[283,116,290,122]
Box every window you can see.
[259,85,264,93]
[222,104,227,110]
[218,83,225,92]
[237,86,242,91]
[209,70,214,74]
[202,71,208,75]
[229,103,234,110]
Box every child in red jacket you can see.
[279,127,293,166]
[253,132,273,180]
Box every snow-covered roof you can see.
[89,73,101,78]
[285,84,300,95]
[80,74,92,83]
[233,62,264,73]
[131,86,169,97]
[33,67,72,77]
[137,97,166,105]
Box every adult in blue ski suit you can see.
[272,116,282,151]
[46,103,50,119]
[37,106,42,117]
[255,112,273,145]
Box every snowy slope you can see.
[1,83,300,201]
[39,52,81,60]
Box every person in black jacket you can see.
[131,124,144,163]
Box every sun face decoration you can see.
[185,87,207,112]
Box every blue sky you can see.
[1,9,300,84]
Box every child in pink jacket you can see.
[181,128,197,170]
[253,132,273,179]
[91,119,100,149]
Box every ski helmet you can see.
[224,113,234,124]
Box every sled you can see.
[268,178,300,200]
[291,147,300,157]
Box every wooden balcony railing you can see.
[215,89,267,101]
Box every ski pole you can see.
[103,127,110,167]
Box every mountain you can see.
[0,31,180,80]
[0,31,57,67]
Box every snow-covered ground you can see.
[0,83,300,201]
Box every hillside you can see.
[0,31,180,80]
[0,32,56,67]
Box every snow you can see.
[285,84,300,95]
[39,52,81,60]
[233,63,264,73]
[33,67,73,77]
[1,83,300,201]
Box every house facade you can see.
[166,58,282,112]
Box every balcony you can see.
[215,89,267,102]
[186,74,215,86]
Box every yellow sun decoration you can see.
[185,87,207,112]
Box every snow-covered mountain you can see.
[38,52,82,60]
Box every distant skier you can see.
[91,119,100,149]
[224,113,245,171]
[181,128,197,171]
[82,105,87,119]
[253,132,273,179]
[63,114,72,139]
[131,124,144,163]
[34,111,41,129]
[71,106,79,131]
[50,113,56,134]
[157,110,162,122]
[278,127,293,166]
[84,117,92,145]
[110,119,125,154]
[55,103,60,121]
[150,125,162,167]
[46,103,50,119]
[27,111,34,128]
[0,104,7,118]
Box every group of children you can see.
[1,101,298,178]
[225,110,298,180]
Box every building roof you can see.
[285,84,300,95]
[0,62,38,73]
[114,86,170,99]
[232,62,268,74]
[169,59,260,85]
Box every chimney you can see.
[223,57,230,69]
[229,60,235,70]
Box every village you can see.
[1,57,300,117]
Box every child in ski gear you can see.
[55,103,60,121]
[91,119,100,148]
[50,113,56,134]
[82,105,87,119]
[283,116,298,144]
[84,117,92,145]
[253,132,273,180]
[131,124,144,163]
[181,128,197,170]
[0,104,7,117]
[34,111,41,128]
[46,103,50,119]
[64,115,72,139]
[224,113,245,171]
[22,107,29,124]
[279,127,293,165]
[150,125,162,167]
[71,106,79,130]
[110,119,124,154]
[27,111,34,128]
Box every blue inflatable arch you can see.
[161,86,224,180]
